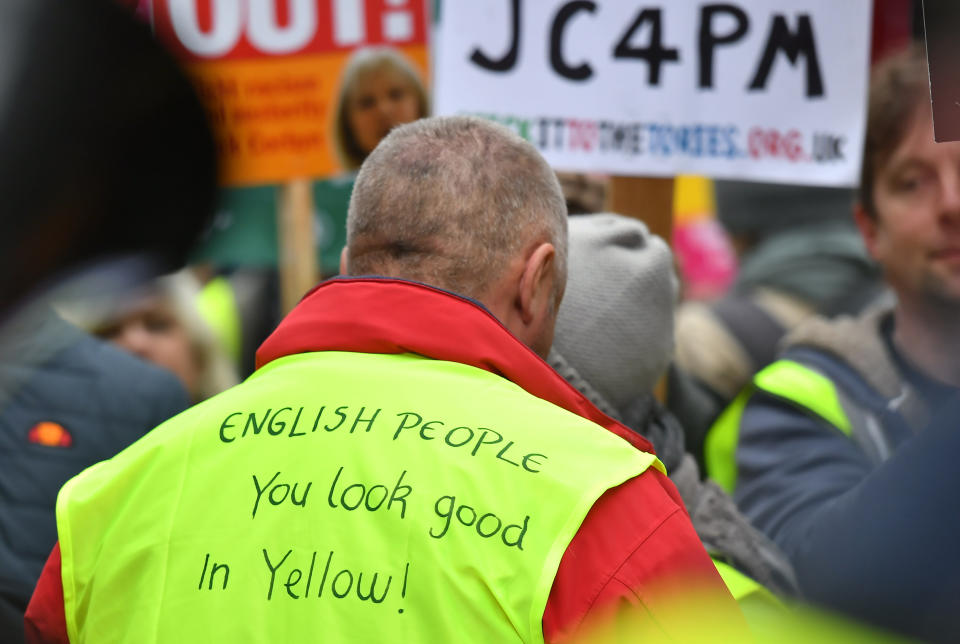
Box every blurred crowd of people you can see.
[1,0,957,643]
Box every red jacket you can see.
[26,278,739,642]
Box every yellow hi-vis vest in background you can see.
[57,351,662,643]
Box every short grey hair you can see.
[345,116,568,302]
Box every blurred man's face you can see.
[865,106,960,307]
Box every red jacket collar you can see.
[256,278,655,453]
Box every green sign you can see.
[192,175,354,276]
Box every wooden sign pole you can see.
[277,179,318,314]
[605,175,675,402]
[605,175,675,244]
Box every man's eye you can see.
[892,172,929,193]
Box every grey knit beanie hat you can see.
[549,213,678,417]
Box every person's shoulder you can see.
[545,468,733,641]
[675,299,754,401]
[557,469,694,592]
[78,330,187,395]
[56,329,191,431]
[768,310,907,423]
[2,311,189,416]
[782,313,876,354]
[780,306,893,383]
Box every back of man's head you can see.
[344,116,567,304]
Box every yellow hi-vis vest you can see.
[57,351,662,643]
[706,359,854,494]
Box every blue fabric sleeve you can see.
[734,392,873,563]
[735,390,960,640]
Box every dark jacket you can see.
[733,306,960,640]
[0,310,188,642]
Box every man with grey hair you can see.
[34,116,739,643]
[343,116,568,357]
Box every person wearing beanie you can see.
[672,181,887,463]
[550,213,676,439]
[549,213,798,611]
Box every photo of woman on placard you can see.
[333,47,430,171]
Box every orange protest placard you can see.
[152,1,430,186]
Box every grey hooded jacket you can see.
[0,310,188,642]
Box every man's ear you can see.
[853,203,879,260]
[517,242,557,325]
[339,246,349,275]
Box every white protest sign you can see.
[434,0,872,186]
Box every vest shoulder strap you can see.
[753,360,853,437]
[705,359,854,493]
